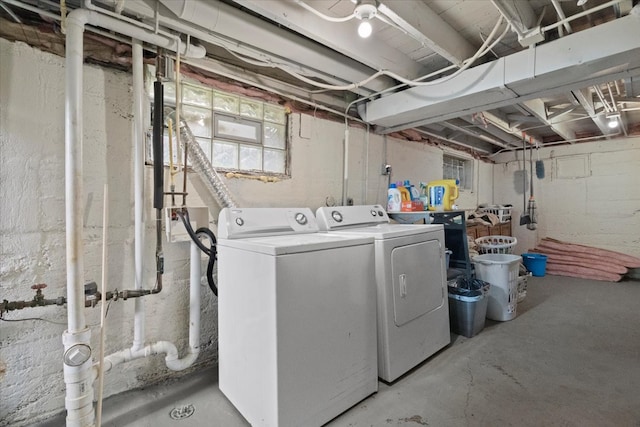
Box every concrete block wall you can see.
[0,39,468,425]
[492,139,640,258]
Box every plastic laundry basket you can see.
[472,254,521,321]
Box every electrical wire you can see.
[0,316,67,325]
[176,209,218,296]
[220,16,507,92]
[294,0,356,22]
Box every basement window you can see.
[443,155,473,190]
[149,79,288,175]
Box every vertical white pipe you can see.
[96,184,109,427]
[189,241,201,352]
[64,11,94,427]
[65,11,87,334]
[342,128,349,206]
[132,38,145,352]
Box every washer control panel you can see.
[218,207,318,239]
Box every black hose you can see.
[177,210,218,296]
[153,81,164,210]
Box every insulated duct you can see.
[169,115,239,208]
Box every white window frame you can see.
[147,76,289,176]
[443,154,473,190]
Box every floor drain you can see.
[169,404,195,420]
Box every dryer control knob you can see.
[331,211,343,222]
[370,209,377,216]
[235,217,244,226]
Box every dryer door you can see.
[391,239,444,327]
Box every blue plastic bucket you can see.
[521,253,548,277]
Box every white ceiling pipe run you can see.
[363,10,640,133]
[153,0,394,93]
[64,8,205,426]
[230,0,424,80]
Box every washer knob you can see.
[331,211,343,222]
[295,213,308,225]
[235,217,244,226]
[370,209,377,216]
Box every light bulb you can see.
[358,20,372,38]
[607,118,619,128]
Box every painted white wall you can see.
[0,39,464,425]
[492,139,640,257]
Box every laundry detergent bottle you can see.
[427,179,459,211]
[387,183,402,212]
[397,183,412,212]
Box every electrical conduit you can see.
[64,8,204,426]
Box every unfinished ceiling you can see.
[1,0,639,156]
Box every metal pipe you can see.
[0,1,22,23]
[550,0,573,35]
[1,0,58,20]
[542,0,625,33]
[607,82,618,112]
[132,38,145,352]
[594,85,613,112]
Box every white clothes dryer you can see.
[217,207,378,427]
[316,205,450,382]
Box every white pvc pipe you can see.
[64,7,205,425]
[102,241,201,373]
[188,241,201,358]
[65,9,87,336]
[96,184,109,427]
[132,38,145,353]
[342,128,349,206]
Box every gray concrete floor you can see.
[39,275,640,427]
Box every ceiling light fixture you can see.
[354,0,377,38]
[607,113,620,128]
[577,0,588,6]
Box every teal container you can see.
[521,253,548,277]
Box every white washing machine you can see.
[316,205,450,382]
[217,207,378,427]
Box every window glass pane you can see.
[263,123,286,149]
[263,149,285,173]
[195,137,212,163]
[182,105,212,138]
[240,98,263,119]
[216,116,261,143]
[213,91,239,114]
[212,141,238,169]
[264,104,285,124]
[183,84,212,108]
[239,144,262,170]
[443,155,471,189]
